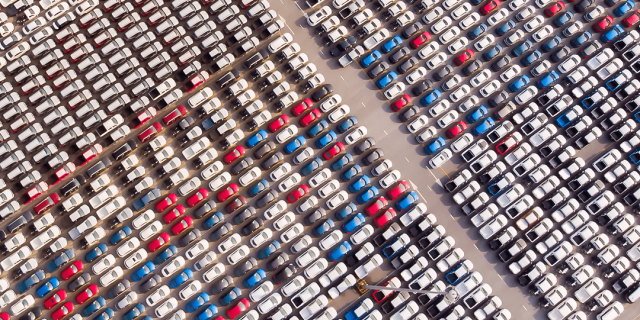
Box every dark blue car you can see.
[571,31,592,47]
[302,158,323,176]
[468,23,488,40]
[553,11,574,27]
[248,180,269,197]
[508,75,530,92]
[170,268,193,288]
[521,50,542,66]
[536,71,559,90]
[258,241,281,259]
[340,164,362,181]
[341,213,366,233]
[220,287,242,306]
[445,260,471,284]
[95,308,115,320]
[375,71,398,89]
[17,270,45,294]
[396,191,419,211]
[109,226,131,245]
[85,243,108,262]
[542,36,562,52]
[123,304,145,320]
[496,21,516,36]
[337,116,358,133]
[243,269,266,288]
[336,202,357,220]
[348,175,371,193]
[307,119,329,138]
[360,50,382,68]
[424,137,446,155]
[47,249,74,272]
[83,297,107,317]
[132,188,161,211]
[482,45,503,61]
[246,130,268,148]
[328,241,352,262]
[381,36,403,53]
[512,40,533,57]
[357,186,379,204]
[284,136,306,154]
[187,293,210,313]
[202,211,225,229]
[313,219,335,236]
[132,261,155,282]
[155,245,178,264]
[420,89,442,106]
[332,153,353,171]
[36,277,59,298]
[466,106,488,123]
[315,131,337,148]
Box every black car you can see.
[234,257,258,276]
[211,222,233,241]
[211,275,233,294]
[433,65,453,81]
[268,253,289,270]
[140,275,161,293]
[412,80,433,96]
[9,211,33,234]
[262,152,284,170]
[179,229,202,247]
[108,280,131,298]
[355,138,376,155]
[231,158,253,175]
[306,208,327,224]
[242,218,263,236]
[397,57,419,74]
[368,62,390,79]
[491,56,511,72]
[399,105,419,122]
[462,60,483,76]
[85,158,112,178]
[195,200,217,219]
[388,47,411,64]
[363,149,384,166]
[488,90,509,108]
[311,84,333,102]
[58,175,84,197]
[216,70,240,88]
[337,116,358,133]
[244,50,268,69]
[234,207,256,224]
[401,22,424,39]
[272,264,297,284]
[551,46,571,62]
[254,141,276,159]
[330,36,356,57]
[575,0,595,12]
[112,140,137,161]
[18,307,41,320]
[68,272,91,292]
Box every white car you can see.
[100,266,124,287]
[227,245,250,265]
[474,34,495,51]
[92,254,116,275]
[296,247,320,268]
[487,9,508,26]
[429,149,452,168]
[185,240,208,260]
[384,83,405,100]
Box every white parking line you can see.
[361,102,366,108]
[405,157,409,163]
[281,18,296,34]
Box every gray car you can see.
[269,253,289,270]
[254,141,276,159]
[194,200,216,219]
[306,208,326,225]
[108,280,131,299]
[234,207,256,224]
[211,222,232,241]
[68,273,91,292]
[211,275,233,294]
[262,152,284,170]
[179,229,201,247]
[256,190,278,208]
[231,158,253,175]
[140,274,161,293]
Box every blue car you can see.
[170,268,193,288]
[109,226,131,245]
[47,249,74,272]
[132,261,155,282]
[155,245,178,264]
[348,175,371,193]
[375,71,398,89]
[631,148,640,164]
[496,20,516,36]
[635,111,640,123]
[472,118,496,136]
[614,0,635,16]
[512,40,533,57]
[315,131,337,148]
[243,269,266,288]
[468,23,488,39]
[248,180,269,197]
[342,213,366,233]
[488,175,511,196]
[424,137,446,155]
[446,260,471,284]
[313,219,335,236]
[83,297,107,317]
[420,89,442,106]
[357,186,379,204]
[508,75,530,92]
[187,293,210,313]
[571,31,592,47]
[382,235,409,258]
[337,116,358,133]
[345,299,374,320]
[301,158,323,176]
[85,243,108,262]
[542,36,562,52]
[132,188,161,211]
[482,45,503,61]
[556,107,582,127]
[220,287,242,306]
[332,153,353,171]
[94,308,115,320]
[17,270,45,294]
[36,277,59,298]
[246,130,268,148]
[536,71,559,90]
[521,50,542,66]
[396,191,419,211]
[307,119,329,138]
[258,241,281,259]
[197,304,218,320]
[553,11,574,27]
[122,304,145,320]
[381,36,403,53]
[328,241,352,262]
[466,106,488,123]
[284,135,306,154]
[340,164,362,181]
[360,50,382,68]
[606,72,628,91]
[202,211,225,229]
[336,202,358,220]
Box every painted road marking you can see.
[426,168,443,188]
[361,102,366,108]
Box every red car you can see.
[24,181,49,204]
[78,144,102,166]
[225,196,247,213]
[268,115,290,133]
[75,284,98,304]
[410,31,432,49]
[480,0,501,15]
[323,142,345,160]
[156,193,178,213]
[391,95,411,112]
[593,16,614,32]
[291,98,313,116]
[227,299,250,319]
[365,197,388,216]
[171,217,193,235]
[52,302,74,320]
[61,260,83,280]
[223,146,246,164]
[0,313,6,320]
[138,122,163,143]
[623,11,640,27]
[374,208,397,228]
[163,205,186,224]
[217,184,239,202]
[387,181,410,200]
[446,121,467,138]
[148,232,170,251]
[35,193,60,215]
[52,162,77,185]
[287,185,310,203]
[453,49,474,66]
[495,132,521,155]
[372,278,400,302]
[543,1,565,17]
[187,188,209,207]
[132,107,158,128]
[162,105,187,126]
[299,109,321,127]
[44,290,66,310]
[184,71,210,92]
